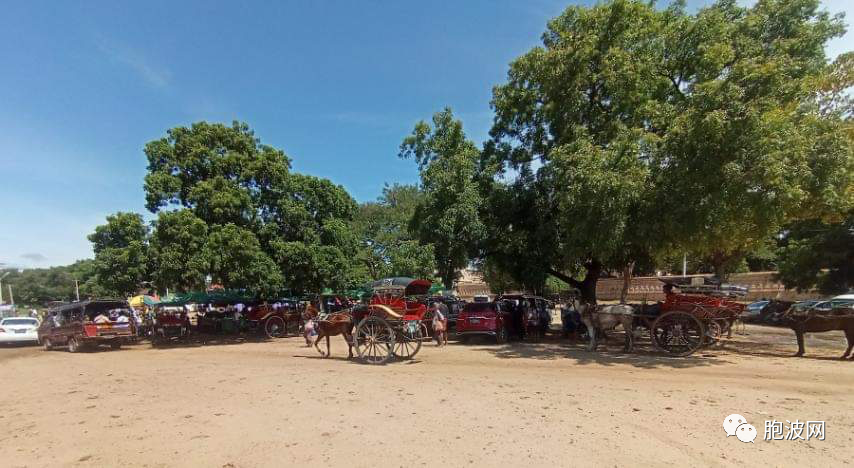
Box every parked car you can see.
[0,317,40,345]
[740,300,770,321]
[455,301,514,343]
[39,300,136,352]
[828,294,854,309]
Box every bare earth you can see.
[1,325,853,468]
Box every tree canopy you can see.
[479,0,852,299]
[88,212,150,297]
[352,184,436,280]
[400,108,486,288]
[777,211,854,294]
[86,121,367,297]
[1,260,106,306]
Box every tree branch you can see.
[547,268,583,288]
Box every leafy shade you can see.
[88,212,150,296]
[400,108,486,288]
[352,184,436,280]
[777,213,854,294]
[143,121,364,295]
[149,209,209,292]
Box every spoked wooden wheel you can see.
[264,316,286,339]
[651,311,704,357]
[393,321,423,360]
[354,316,395,365]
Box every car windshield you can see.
[1,318,37,326]
[463,303,496,313]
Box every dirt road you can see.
[1,325,852,467]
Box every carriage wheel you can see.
[392,321,423,360]
[264,316,286,339]
[651,311,704,357]
[354,316,395,365]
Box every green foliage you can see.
[651,0,851,278]
[352,184,436,280]
[400,108,486,288]
[777,212,854,294]
[1,260,107,306]
[88,212,150,296]
[482,0,852,296]
[485,0,666,298]
[149,209,209,292]
[144,121,290,221]
[142,121,364,295]
[205,224,282,295]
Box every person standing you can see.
[431,302,447,346]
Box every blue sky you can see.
[1,1,851,268]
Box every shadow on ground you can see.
[452,334,730,369]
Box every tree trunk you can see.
[619,261,635,304]
[441,259,455,290]
[547,258,602,304]
[710,251,729,282]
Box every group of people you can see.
[92,309,132,324]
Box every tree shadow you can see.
[716,339,852,361]
[144,332,287,349]
[453,335,729,369]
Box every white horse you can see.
[574,300,635,352]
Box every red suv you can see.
[455,302,512,343]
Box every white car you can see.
[0,317,41,344]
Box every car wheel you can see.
[43,338,53,351]
[67,336,80,353]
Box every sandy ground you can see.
[1,324,853,468]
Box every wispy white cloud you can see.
[96,37,171,88]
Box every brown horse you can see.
[306,304,354,359]
[780,307,854,359]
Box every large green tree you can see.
[652,0,851,279]
[352,184,436,280]
[148,209,209,292]
[88,212,150,296]
[484,0,852,300]
[485,0,665,300]
[144,121,362,294]
[400,108,486,288]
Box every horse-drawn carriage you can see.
[146,303,191,345]
[349,277,433,364]
[583,277,747,357]
[244,298,303,338]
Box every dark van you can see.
[39,300,136,352]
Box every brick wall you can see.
[455,271,820,302]
[595,272,818,302]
